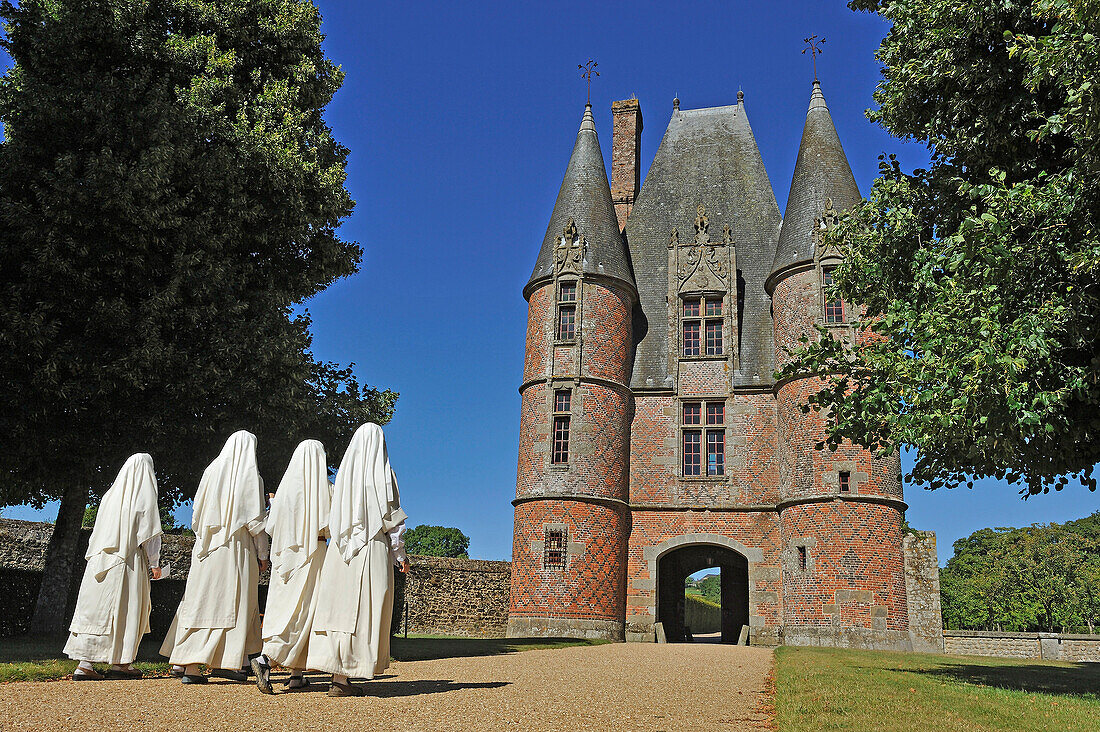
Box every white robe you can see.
[261,439,332,669]
[64,453,163,665]
[160,430,268,670]
[306,423,407,678]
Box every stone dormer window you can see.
[822,268,845,324]
[557,282,577,341]
[681,400,725,476]
[551,389,571,464]
[681,295,723,356]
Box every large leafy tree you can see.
[404,525,471,559]
[940,514,1100,632]
[0,0,396,632]
[784,0,1100,493]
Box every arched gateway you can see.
[656,538,751,643]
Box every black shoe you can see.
[181,674,208,684]
[251,657,273,695]
[210,668,248,682]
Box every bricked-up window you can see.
[682,400,725,476]
[544,528,567,569]
[797,545,807,571]
[682,295,724,356]
[839,470,851,493]
[551,390,571,464]
[822,269,845,324]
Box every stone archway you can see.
[643,534,763,644]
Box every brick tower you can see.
[765,81,910,647]
[507,103,637,641]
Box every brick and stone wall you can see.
[943,631,1100,662]
[0,519,510,640]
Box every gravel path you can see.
[1,643,774,731]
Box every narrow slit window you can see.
[823,269,846,324]
[544,528,567,569]
[839,470,851,493]
[797,545,807,571]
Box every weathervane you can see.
[579,59,599,104]
[802,35,825,82]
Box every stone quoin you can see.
[507,82,943,650]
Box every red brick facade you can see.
[509,94,924,650]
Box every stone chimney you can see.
[611,98,642,231]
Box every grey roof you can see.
[526,104,635,297]
[625,100,782,389]
[771,82,861,276]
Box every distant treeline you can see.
[940,512,1100,634]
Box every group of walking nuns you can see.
[64,422,410,697]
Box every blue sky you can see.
[2,1,1095,562]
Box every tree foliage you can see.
[940,513,1100,633]
[0,0,396,630]
[404,525,471,559]
[783,0,1100,493]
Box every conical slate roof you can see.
[525,104,635,298]
[771,82,861,277]
[625,98,783,388]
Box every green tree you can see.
[783,0,1100,494]
[404,525,471,559]
[0,0,396,633]
[697,574,721,605]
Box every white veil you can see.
[268,439,331,581]
[328,423,403,563]
[86,453,162,579]
[191,430,265,560]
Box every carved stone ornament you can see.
[694,204,710,245]
[812,197,843,261]
[673,202,726,290]
[723,223,733,246]
[555,217,586,275]
[668,228,679,249]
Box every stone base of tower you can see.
[779,625,914,652]
[506,615,625,642]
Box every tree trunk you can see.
[29,484,87,635]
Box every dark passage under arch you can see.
[657,544,749,643]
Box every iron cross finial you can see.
[579,59,599,105]
[802,35,825,83]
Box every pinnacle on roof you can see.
[770,81,861,278]
[525,104,636,298]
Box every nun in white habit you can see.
[160,430,270,683]
[251,439,332,694]
[306,423,409,697]
[65,453,163,680]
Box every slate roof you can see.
[625,100,782,389]
[771,82,861,276]
[526,105,635,297]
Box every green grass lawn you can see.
[0,633,608,682]
[775,646,1100,732]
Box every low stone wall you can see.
[944,630,1100,662]
[398,556,511,638]
[0,518,509,640]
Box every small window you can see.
[682,431,701,476]
[682,295,724,356]
[839,470,851,493]
[706,402,724,425]
[823,269,845,324]
[544,528,567,569]
[559,282,577,303]
[683,402,702,425]
[554,389,571,414]
[683,321,700,356]
[557,305,576,340]
[797,545,807,571]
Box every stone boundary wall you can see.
[0,518,510,640]
[944,630,1100,662]
[903,532,944,654]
